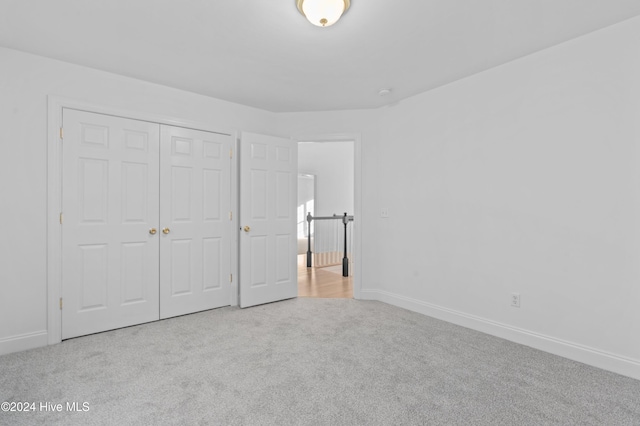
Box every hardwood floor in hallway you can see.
[297,254,353,298]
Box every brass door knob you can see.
[162,227,170,234]
[149,228,157,235]
[243,226,251,233]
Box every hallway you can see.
[297,254,352,298]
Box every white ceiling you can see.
[1,1,640,112]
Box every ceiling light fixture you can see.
[296,0,351,27]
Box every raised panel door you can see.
[239,132,297,308]
[159,125,232,319]
[61,109,160,339]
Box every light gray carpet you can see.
[1,298,639,425]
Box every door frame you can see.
[47,96,238,345]
[293,133,362,299]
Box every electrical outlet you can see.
[510,293,521,308]
[381,208,389,218]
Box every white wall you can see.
[279,17,640,379]
[298,142,354,217]
[0,47,277,354]
[371,16,640,378]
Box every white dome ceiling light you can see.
[296,0,351,27]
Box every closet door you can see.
[159,125,232,319]
[61,109,160,339]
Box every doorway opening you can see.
[297,139,355,298]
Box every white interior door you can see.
[61,109,160,339]
[159,125,232,319]
[239,132,297,308]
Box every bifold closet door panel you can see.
[61,109,160,340]
[159,125,232,319]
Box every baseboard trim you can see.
[361,289,640,381]
[0,330,49,356]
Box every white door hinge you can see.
[229,211,232,221]
[59,298,63,310]
[59,212,63,224]
[230,274,233,283]
[59,127,64,139]
[230,148,233,159]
